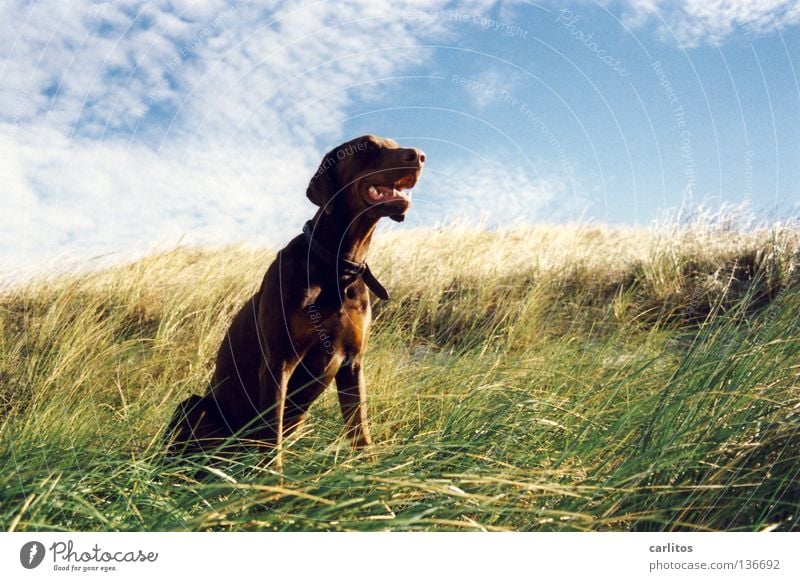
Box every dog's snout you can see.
[401,148,425,166]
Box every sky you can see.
[1,0,799,276]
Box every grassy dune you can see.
[1,220,799,531]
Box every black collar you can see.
[302,221,389,300]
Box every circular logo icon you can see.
[20,541,46,569]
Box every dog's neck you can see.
[309,209,379,264]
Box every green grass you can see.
[1,220,799,531]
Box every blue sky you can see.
[1,0,799,275]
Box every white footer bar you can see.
[2,532,797,580]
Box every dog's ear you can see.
[306,153,338,215]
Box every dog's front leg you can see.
[335,362,372,449]
[257,359,294,472]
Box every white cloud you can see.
[1,0,509,277]
[412,157,585,228]
[457,67,524,110]
[0,124,311,270]
[620,0,800,46]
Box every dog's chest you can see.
[297,287,371,355]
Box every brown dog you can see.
[167,135,425,466]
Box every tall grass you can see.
[1,216,799,531]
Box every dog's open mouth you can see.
[365,173,418,204]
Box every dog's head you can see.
[306,135,425,222]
